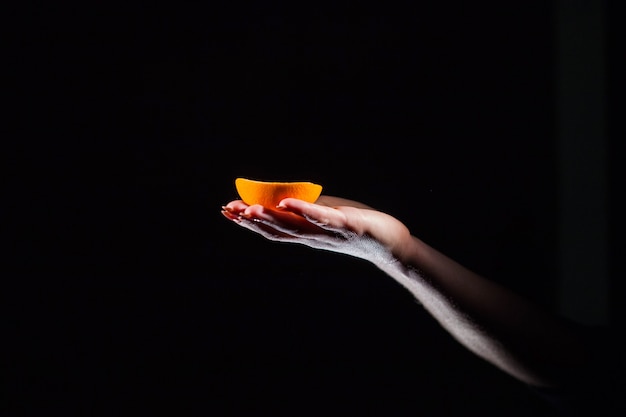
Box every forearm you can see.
[375,235,588,388]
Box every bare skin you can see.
[222,196,590,388]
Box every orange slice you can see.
[235,178,323,208]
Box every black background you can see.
[6,2,625,416]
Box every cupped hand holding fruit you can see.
[221,178,610,393]
[221,178,413,266]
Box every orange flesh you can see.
[235,178,323,208]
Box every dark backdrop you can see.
[7,2,623,416]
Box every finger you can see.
[224,203,323,238]
[222,204,302,241]
[243,204,327,236]
[277,198,354,236]
[223,200,249,212]
[236,215,302,243]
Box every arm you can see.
[378,235,587,388]
[222,196,589,388]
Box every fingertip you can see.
[244,204,264,216]
[276,198,292,210]
[278,197,308,207]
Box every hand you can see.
[221,196,413,266]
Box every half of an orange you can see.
[235,178,323,208]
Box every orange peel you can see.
[235,177,323,208]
